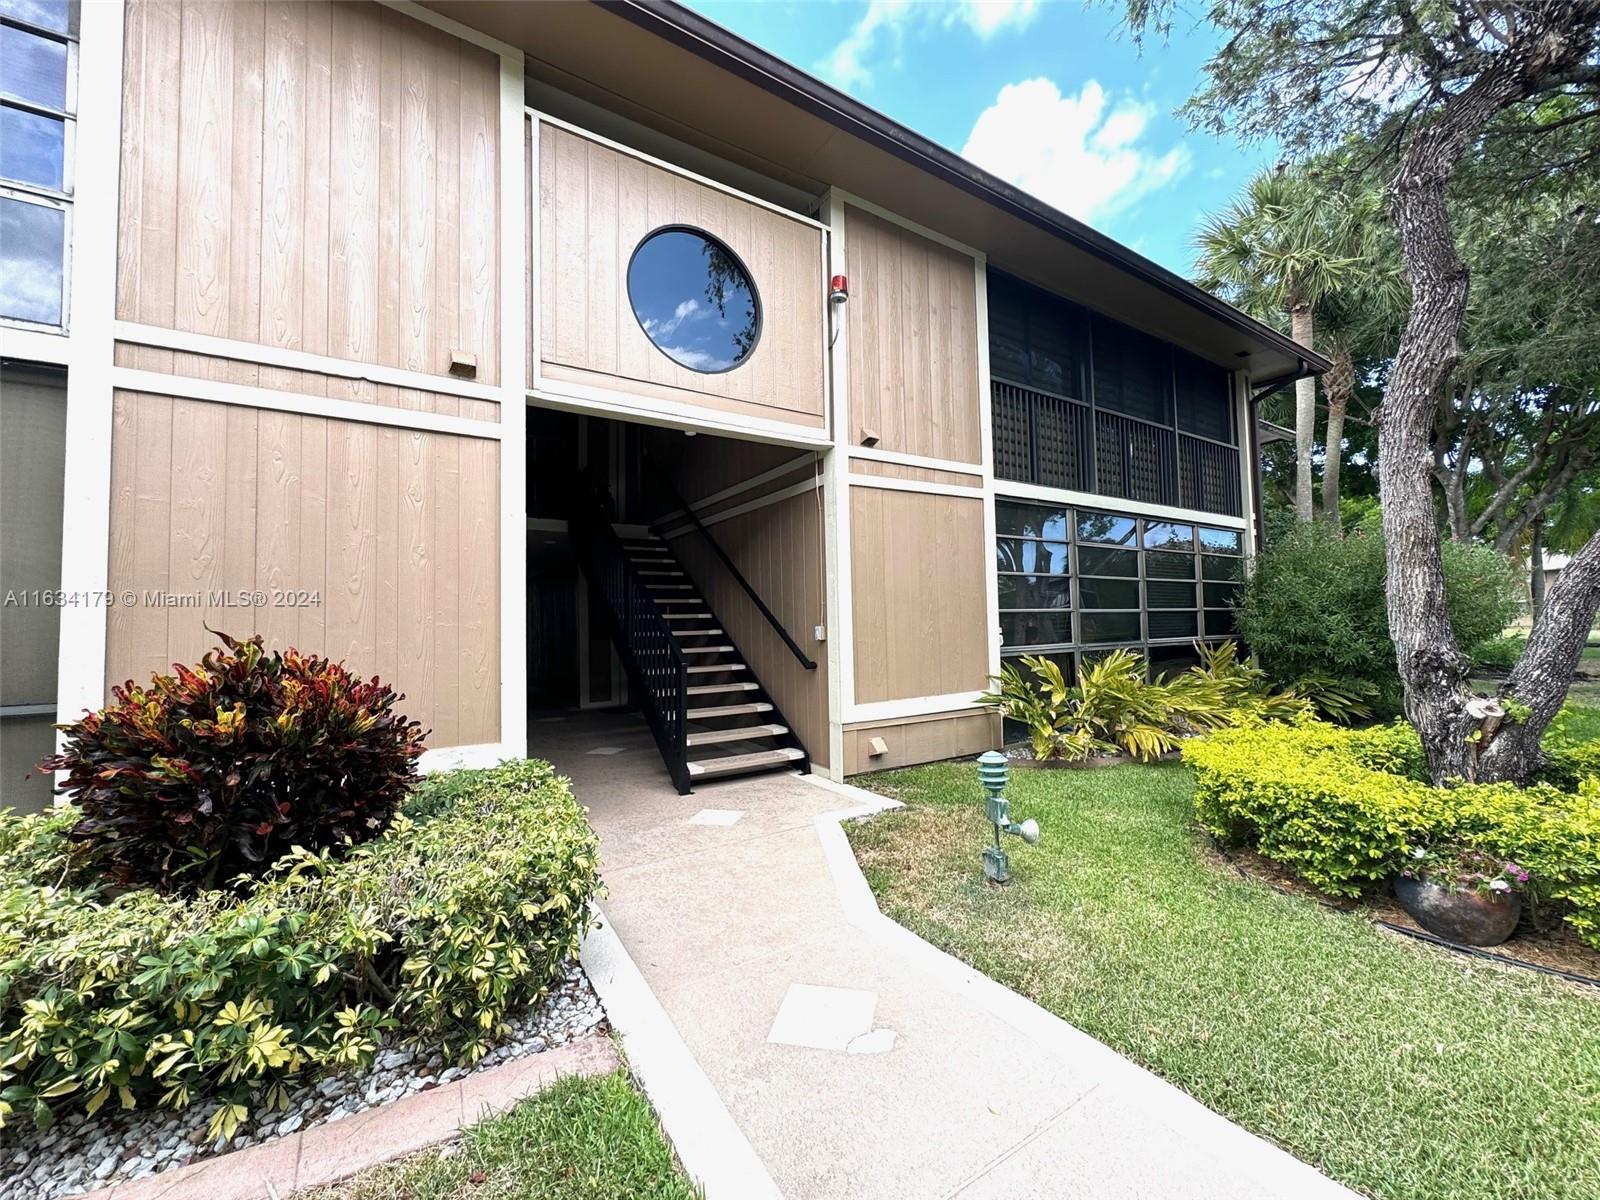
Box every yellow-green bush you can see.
[0,759,598,1139]
[1184,722,1600,946]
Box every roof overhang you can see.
[431,0,1328,384]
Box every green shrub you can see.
[0,759,598,1139]
[1469,632,1527,674]
[1184,722,1600,945]
[980,642,1309,762]
[43,633,426,893]
[1238,522,1519,714]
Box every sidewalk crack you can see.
[941,1084,1100,1200]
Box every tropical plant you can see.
[980,642,1310,763]
[0,759,599,1138]
[42,633,426,893]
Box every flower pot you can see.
[1393,876,1521,947]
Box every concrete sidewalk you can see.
[541,711,1356,1200]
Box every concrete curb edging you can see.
[580,904,784,1200]
[68,1035,619,1200]
[809,778,1360,1200]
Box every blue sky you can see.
[684,0,1277,277]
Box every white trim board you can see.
[0,325,71,366]
[996,480,1250,530]
[654,451,818,525]
[497,43,530,762]
[111,321,506,405]
[528,382,831,448]
[846,691,988,724]
[52,0,124,750]
[845,444,983,475]
[845,473,986,500]
[109,367,505,441]
[380,0,522,57]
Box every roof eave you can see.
[601,0,1331,381]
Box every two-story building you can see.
[0,0,1325,806]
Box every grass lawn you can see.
[849,756,1600,1200]
[299,1070,697,1200]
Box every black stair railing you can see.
[572,501,691,794]
[659,483,818,671]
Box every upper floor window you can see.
[627,226,760,373]
[0,0,76,330]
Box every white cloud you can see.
[643,298,704,341]
[660,345,731,372]
[960,78,1190,226]
[819,0,1040,91]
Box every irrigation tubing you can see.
[1206,834,1600,991]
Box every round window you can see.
[626,227,760,373]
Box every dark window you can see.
[1146,579,1197,609]
[1202,554,1243,581]
[1149,610,1199,640]
[1077,546,1138,577]
[996,499,1070,540]
[1146,552,1195,580]
[1079,577,1139,610]
[1204,608,1237,636]
[1081,611,1141,644]
[998,575,1072,610]
[1075,511,1136,546]
[627,228,760,373]
[996,537,1069,575]
[986,272,1087,398]
[1002,611,1073,648]
[1091,316,1170,424]
[1204,582,1243,608]
[1174,349,1234,443]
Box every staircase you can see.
[573,499,809,793]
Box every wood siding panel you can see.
[667,487,829,769]
[848,460,982,488]
[105,391,500,749]
[537,122,826,430]
[117,1,500,385]
[843,710,998,775]
[844,206,981,464]
[849,486,988,703]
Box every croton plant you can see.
[43,632,425,893]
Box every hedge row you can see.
[1183,722,1600,947]
[0,759,599,1139]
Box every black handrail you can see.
[571,500,691,794]
[660,483,818,671]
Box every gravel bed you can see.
[2,961,606,1200]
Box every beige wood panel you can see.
[844,206,981,463]
[112,342,501,422]
[850,485,988,703]
[105,390,500,749]
[849,459,982,487]
[538,121,826,428]
[117,1,501,385]
[670,435,811,507]
[667,487,829,769]
[843,710,998,776]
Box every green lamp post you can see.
[977,750,1039,884]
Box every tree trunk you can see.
[1380,63,1532,786]
[1290,304,1316,523]
[1320,341,1353,526]
[1529,519,1547,617]
[1478,530,1600,782]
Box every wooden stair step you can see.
[672,627,723,637]
[681,644,736,655]
[661,612,713,620]
[686,682,759,695]
[653,597,701,605]
[686,701,774,719]
[637,569,684,577]
[686,663,747,674]
[687,747,805,778]
[686,724,789,748]
[647,584,695,591]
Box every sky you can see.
[684,0,1278,277]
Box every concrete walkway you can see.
[539,711,1356,1200]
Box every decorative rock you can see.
[0,959,606,1200]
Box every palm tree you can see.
[1195,168,1391,523]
